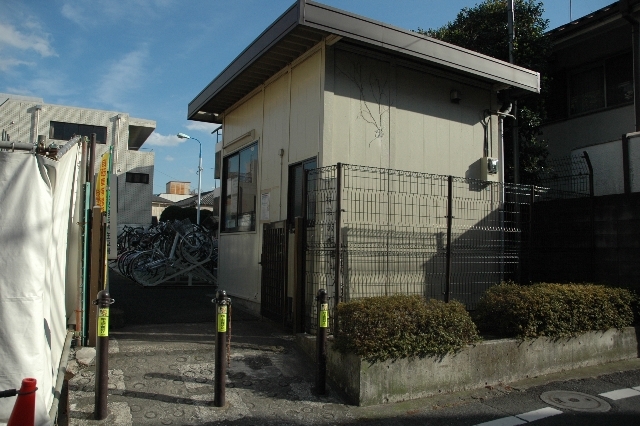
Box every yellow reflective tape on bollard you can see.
[97,308,109,337]
[217,305,228,332]
[319,303,329,328]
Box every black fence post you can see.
[334,163,343,332]
[445,175,453,303]
[316,289,328,394]
[583,151,596,282]
[528,185,535,284]
[213,290,231,407]
[93,290,114,420]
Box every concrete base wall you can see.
[298,327,640,406]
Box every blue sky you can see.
[1,0,614,194]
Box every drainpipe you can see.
[34,104,43,145]
[497,100,514,283]
[620,0,640,131]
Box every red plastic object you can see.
[7,378,37,426]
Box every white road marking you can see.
[516,407,563,422]
[475,416,527,426]
[599,388,640,400]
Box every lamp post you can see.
[177,133,202,225]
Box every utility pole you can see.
[508,0,520,184]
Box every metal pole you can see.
[316,289,328,394]
[334,163,342,332]
[445,176,453,303]
[213,290,230,407]
[93,290,114,420]
[197,139,202,225]
[88,134,97,208]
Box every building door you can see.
[260,221,288,323]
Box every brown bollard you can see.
[213,290,231,407]
[316,289,328,394]
[93,290,114,420]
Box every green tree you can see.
[419,0,551,184]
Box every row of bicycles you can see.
[115,220,217,286]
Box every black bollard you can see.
[93,290,114,420]
[316,289,328,394]
[213,290,231,407]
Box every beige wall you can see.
[218,48,323,308]
[323,47,498,180]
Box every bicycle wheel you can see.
[130,250,167,286]
[179,231,213,264]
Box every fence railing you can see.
[303,163,590,333]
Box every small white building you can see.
[187,0,539,314]
[0,93,156,228]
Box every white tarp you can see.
[0,144,79,426]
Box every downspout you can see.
[497,100,514,283]
[620,0,640,131]
[34,104,43,145]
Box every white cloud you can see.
[61,0,175,26]
[165,155,174,161]
[96,48,148,109]
[61,3,85,27]
[146,132,184,147]
[0,57,32,72]
[0,22,55,57]
[185,121,222,133]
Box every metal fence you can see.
[303,163,590,333]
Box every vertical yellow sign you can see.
[217,305,227,332]
[95,151,110,211]
[97,308,109,337]
[319,303,329,328]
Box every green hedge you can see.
[334,295,479,363]
[473,283,636,339]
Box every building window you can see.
[221,142,258,232]
[288,157,317,226]
[50,121,107,144]
[550,52,633,120]
[125,172,149,184]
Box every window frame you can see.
[125,172,150,184]
[49,121,108,144]
[221,141,259,233]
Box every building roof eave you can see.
[188,0,540,121]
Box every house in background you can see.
[187,0,539,314]
[0,93,156,229]
[542,0,640,195]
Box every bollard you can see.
[316,289,328,394]
[213,290,231,407]
[92,290,114,420]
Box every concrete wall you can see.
[530,193,640,291]
[298,328,640,406]
[542,105,634,159]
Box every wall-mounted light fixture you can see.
[450,89,462,104]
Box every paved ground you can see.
[62,271,640,425]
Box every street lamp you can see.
[177,133,203,225]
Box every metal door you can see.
[260,221,288,323]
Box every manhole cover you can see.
[540,390,611,412]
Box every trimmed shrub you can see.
[334,295,479,363]
[473,283,636,339]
